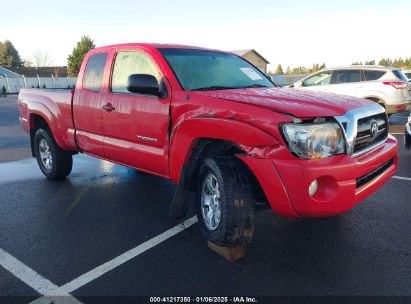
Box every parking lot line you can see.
[27,216,197,303]
[0,204,197,301]
[56,216,198,294]
[392,175,411,182]
[0,248,84,303]
[0,247,62,295]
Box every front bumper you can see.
[240,136,398,218]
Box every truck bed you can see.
[18,88,77,151]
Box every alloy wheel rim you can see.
[39,138,53,170]
[201,173,222,231]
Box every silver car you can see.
[293,66,411,114]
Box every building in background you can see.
[232,49,269,73]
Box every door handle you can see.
[102,104,115,111]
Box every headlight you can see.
[282,122,345,159]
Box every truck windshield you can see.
[159,48,274,91]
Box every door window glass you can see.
[83,53,108,91]
[332,70,361,84]
[303,71,332,87]
[111,51,161,93]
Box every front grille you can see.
[353,113,388,154]
[356,158,394,188]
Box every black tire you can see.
[34,128,73,180]
[195,157,255,246]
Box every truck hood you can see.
[193,87,373,117]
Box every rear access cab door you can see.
[73,51,109,158]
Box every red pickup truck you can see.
[18,43,398,246]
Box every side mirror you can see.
[127,74,160,96]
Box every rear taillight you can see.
[383,81,408,89]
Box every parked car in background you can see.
[292,66,411,115]
[403,69,411,81]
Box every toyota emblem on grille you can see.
[370,120,379,139]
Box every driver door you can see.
[102,49,171,176]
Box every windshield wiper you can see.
[240,84,269,88]
[191,84,270,91]
[191,86,237,91]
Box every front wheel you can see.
[34,129,73,180]
[196,157,255,246]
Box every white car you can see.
[292,66,411,114]
[403,69,411,80]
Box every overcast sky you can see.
[1,0,410,70]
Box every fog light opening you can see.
[309,179,318,197]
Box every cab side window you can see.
[303,71,332,87]
[111,51,161,94]
[83,53,108,91]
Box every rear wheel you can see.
[34,129,73,180]
[196,157,255,246]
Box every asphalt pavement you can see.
[0,95,31,162]
[0,95,410,304]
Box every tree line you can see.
[272,57,411,75]
[354,58,411,68]
[0,36,95,76]
[272,63,327,75]
[2,38,410,77]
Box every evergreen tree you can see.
[291,66,307,74]
[309,63,324,73]
[378,58,392,67]
[275,64,284,74]
[0,40,23,67]
[67,36,96,76]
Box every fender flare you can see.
[169,117,279,183]
[28,103,70,151]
